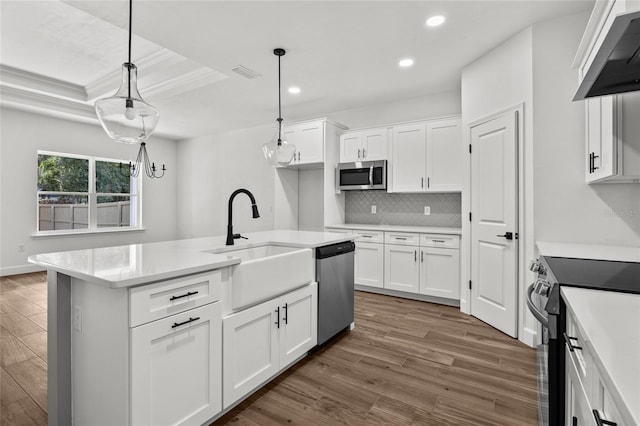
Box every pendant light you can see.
[262,48,296,167]
[95,0,159,144]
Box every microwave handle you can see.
[369,166,373,186]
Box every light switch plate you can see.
[371,205,377,214]
[424,206,431,215]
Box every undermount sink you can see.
[204,244,314,310]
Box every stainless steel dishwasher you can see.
[315,241,356,345]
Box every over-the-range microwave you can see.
[337,160,387,190]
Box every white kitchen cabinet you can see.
[565,345,593,426]
[390,118,462,192]
[419,247,460,299]
[355,241,384,288]
[339,127,388,163]
[131,303,222,426]
[222,283,317,408]
[384,244,420,293]
[285,120,324,165]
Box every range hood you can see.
[574,10,640,101]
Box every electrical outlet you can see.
[73,307,82,332]
[371,205,377,214]
[424,206,431,215]
[17,244,25,253]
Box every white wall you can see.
[176,124,276,239]
[0,107,179,275]
[177,92,461,239]
[532,13,640,246]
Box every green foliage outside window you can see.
[37,155,88,192]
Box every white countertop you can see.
[326,223,462,235]
[537,241,640,262]
[28,230,354,288]
[561,287,640,423]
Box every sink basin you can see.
[205,244,314,310]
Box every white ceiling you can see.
[0,0,594,140]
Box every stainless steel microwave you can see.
[337,160,387,190]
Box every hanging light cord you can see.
[127,0,133,100]
[277,52,283,145]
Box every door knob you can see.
[496,232,517,240]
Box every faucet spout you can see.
[226,189,260,246]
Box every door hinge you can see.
[469,280,472,290]
[469,212,472,222]
[469,144,472,154]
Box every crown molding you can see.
[0,64,87,101]
[0,85,96,119]
[142,67,228,100]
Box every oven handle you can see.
[526,283,549,328]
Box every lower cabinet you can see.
[355,241,384,288]
[222,283,317,409]
[131,302,222,426]
[420,247,460,299]
[384,244,420,293]
[565,348,593,426]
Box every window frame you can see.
[35,150,143,235]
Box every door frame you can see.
[460,103,537,347]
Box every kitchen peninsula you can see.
[29,230,355,426]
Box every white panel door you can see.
[355,242,384,288]
[470,111,518,337]
[426,119,462,191]
[391,123,426,192]
[362,128,388,161]
[222,298,280,408]
[279,283,317,368]
[384,244,420,293]
[419,248,460,299]
[340,133,362,163]
[131,303,222,426]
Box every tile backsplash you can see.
[345,191,461,227]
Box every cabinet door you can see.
[288,122,324,164]
[585,96,616,182]
[384,244,420,293]
[565,346,593,426]
[362,128,388,161]
[391,123,426,192]
[355,242,384,288]
[419,248,460,299]
[279,283,318,368]
[426,119,461,191]
[340,132,362,163]
[131,303,222,426]
[222,298,280,408]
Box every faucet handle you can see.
[233,233,248,240]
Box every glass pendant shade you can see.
[262,135,296,167]
[95,63,159,144]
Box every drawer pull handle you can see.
[395,237,408,240]
[421,251,424,263]
[171,316,200,329]
[361,235,373,238]
[283,303,288,324]
[593,409,617,426]
[563,333,582,352]
[169,290,199,301]
[275,306,280,329]
[432,239,445,243]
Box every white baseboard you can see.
[519,326,537,348]
[0,264,45,277]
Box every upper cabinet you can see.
[574,0,640,183]
[339,127,389,163]
[284,118,347,167]
[390,118,462,192]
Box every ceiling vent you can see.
[232,65,261,79]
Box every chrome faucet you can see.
[226,189,260,246]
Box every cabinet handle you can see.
[572,416,578,426]
[414,250,417,262]
[421,177,424,188]
[427,177,430,188]
[171,316,200,329]
[169,290,199,301]
[563,333,582,352]
[593,410,617,426]
[362,148,366,158]
[588,152,593,174]
[421,251,424,263]
[275,306,280,328]
[432,239,445,243]
[361,235,373,238]
[357,148,361,159]
[298,152,301,161]
[283,303,288,324]
[592,153,599,171]
[395,237,407,240]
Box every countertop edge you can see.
[536,241,640,262]
[326,223,462,235]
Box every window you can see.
[37,151,140,233]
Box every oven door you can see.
[338,161,386,190]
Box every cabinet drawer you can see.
[420,234,460,249]
[130,271,222,327]
[384,231,419,246]
[352,230,384,243]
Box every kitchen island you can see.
[29,230,355,426]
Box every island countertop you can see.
[28,230,354,288]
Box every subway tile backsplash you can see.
[345,191,461,227]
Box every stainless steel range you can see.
[527,256,640,426]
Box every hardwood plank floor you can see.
[0,272,538,425]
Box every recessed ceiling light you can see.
[398,59,414,68]
[288,86,301,94]
[426,15,445,27]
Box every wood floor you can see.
[0,272,538,426]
